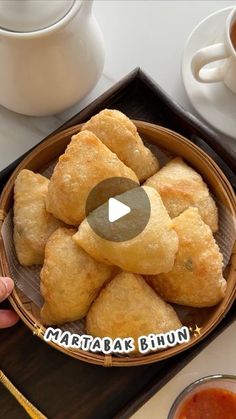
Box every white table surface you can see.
[132,321,236,419]
[0,1,235,418]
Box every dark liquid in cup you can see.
[231,21,236,50]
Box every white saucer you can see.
[182,6,236,139]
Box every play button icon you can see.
[85,177,151,242]
[108,198,131,222]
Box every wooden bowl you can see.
[0,121,235,367]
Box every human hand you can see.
[0,277,19,328]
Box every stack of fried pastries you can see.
[13,109,226,354]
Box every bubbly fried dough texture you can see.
[82,109,159,182]
[46,130,138,225]
[40,228,115,325]
[86,272,182,353]
[145,157,218,232]
[13,169,64,266]
[147,207,226,307]
[73,186,179,275]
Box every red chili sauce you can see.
[177,387,236,419]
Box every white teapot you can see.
[0,0,105,116]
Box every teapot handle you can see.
[81,0,93,15]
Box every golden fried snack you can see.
[147,207,226,307]
[86,272,182,353]
[73,186,179,275]
[145,157,218,232]
[14,169,64,266]
[46,130,138,225]
[81,109,159,182]
[40,228,115,325]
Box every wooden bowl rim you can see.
[0,121,235,367]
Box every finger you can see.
[0,309,19,328]
[0,277,14,302]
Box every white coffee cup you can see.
[191,8,236,93]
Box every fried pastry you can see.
[82,109,159,182]
[86,271,182,353]
[40,228,115,325]
[46,130,139,225]
[147,207,226,307]
[73,186,179,275]
[13,169,64,266]
[145,157,218,232]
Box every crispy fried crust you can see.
[147,207,226,307]
[86,271,182,353]
[46,130,139,225]
[40,228,115,325]
[13,169,64,266]
[73,186,179,275]
[145,157,218,232]
[82,109,159,182]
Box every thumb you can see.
[0,277,14,302]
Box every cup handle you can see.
[191,43,230,83]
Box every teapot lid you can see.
[0,0,77,33]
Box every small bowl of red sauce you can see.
[168,375,236,419]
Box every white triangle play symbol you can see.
[108,197,131,223]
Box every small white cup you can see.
[191,8,236,93]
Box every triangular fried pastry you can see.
[46,130,138,225]
[145,157,218,232]
[73,186,179,275]
[86,271,182,353]
[14,169,64,266]
[82,109,159,182]
[40,228,115,325]
[147,207,226,307]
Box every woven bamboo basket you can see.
[0,121,235,367]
